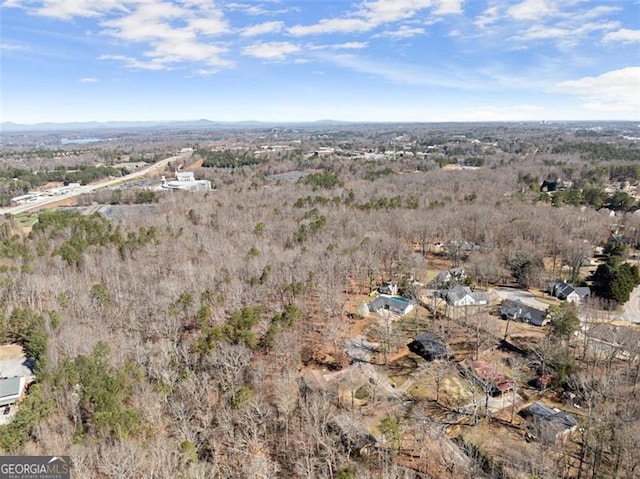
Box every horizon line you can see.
[3,118,638,129]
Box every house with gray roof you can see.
[520,402,578,439]
[432,267,467,287]
[368,295,414,315]
[438,285,488,307]
[500,299,549,327]
[549,280,590,303]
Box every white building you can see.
[0,377,26,407]
[159,171,211,192]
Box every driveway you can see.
[493,288,550,310]
[620,285,640,324]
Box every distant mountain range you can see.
[2,119,636,133]
[0,119,351,132]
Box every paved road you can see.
[493,288,550,310]
[620,285,640,324]
[0,153,189,216]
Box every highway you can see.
[0,153,189,216]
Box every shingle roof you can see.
[500,299,548,326]
[408,333,448,360]
[368,295,413,314]
[524,402,578,429]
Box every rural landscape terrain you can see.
[0,120,639,478]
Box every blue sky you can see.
[1,0,639,123]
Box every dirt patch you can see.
[0,344,24,361]
[186,159,203,170]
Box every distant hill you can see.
[0,119,354,133]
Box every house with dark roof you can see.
[298,369,329,398]
[368,295,414,315]
[407,333,450,361]
[438,285,488,307]
[377,282,398,296]
[520,402,578,439]
[549,280,590,303]
[328,413,376,455]
[432,267,467,287]
[500,299,549,327]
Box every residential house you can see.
[298,369,329,398]
[377,282,398,296]
[432,267,467,287]
[328,413,376,455]
[438,285,488,307]
[467,360,514,395]
[500,299,549,327]
[520,401,578,439]
[0,376,26,407]
[368,295,414,315]
[549,280,590,302]
[586,323,640,358]
[407,333,449,361]
[449,240,479,252]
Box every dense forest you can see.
[0,123,639,478]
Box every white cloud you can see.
[98,54,169,71]
[557,67,640,113]
[521,26,569,40]
[289,18,372,36]
[515,18,621,45]
[192,68,219,77]
[8,1,232,70]
[603,28,640,44]
[240,21,284,37]
[433,0,463,15]
[475,5,498,28]
[308,42,368,51]
[79,77,98,83]
[32,0,126,19]
[289,0,435,36]
[0,42,27,51]
[508,0,553,21]
[225,2,291,16]
[189,16,229,36]
[378,25,426,38]
[242,41,300,60]
[98,1,231,69]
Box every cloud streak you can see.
[288,0,459,37]
[242,41,300,60]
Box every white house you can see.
[440,285,489,307]
[368,295,414,315]
[0,377,26,407]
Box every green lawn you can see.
[15,214,39,228]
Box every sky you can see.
[1,0,639,124]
